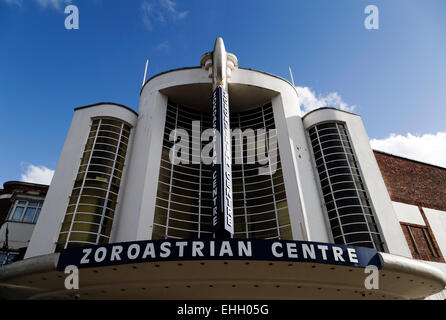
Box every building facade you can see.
[374,151,446,267]
[0,181,48,266]
[0,38,445,300]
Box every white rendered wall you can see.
[0,222,35,250]
[420,208,446,299]
[302,109,412,257]
[392,202,425,226]
[111,93,167,242]
[25,104,137,259]
[390,205,446,300]
[423,207,446,259]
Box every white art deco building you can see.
[0,38,445,300]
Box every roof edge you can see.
[373,150,446,171]
[74,102,138,116]
[3,181,49,189]
[140,66,202,95]
[139,66,297,96]
[302,107,360,119]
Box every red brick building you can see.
[375,151,446,265]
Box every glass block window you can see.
[153,103,210,239]
[152,102,291,240]
[8,200,42,224]
[56,118,132,251]
[231,104,291,239]
[308,122,384,251]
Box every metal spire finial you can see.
[200,37,238,91]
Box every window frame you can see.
[153,102,291,240]
[7,200,43,224]
[57,117,132,250]
[306,121,386,251]
[0,251,19,266]
[400,221,444,263]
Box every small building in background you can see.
[0,181,48,266]
[374,151,446,266]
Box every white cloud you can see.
[370,132,446,168]
[156,40,170,52]
[34,0,71,10]
[160,0,175,13]
[141,0,188,30]
[176,10,188,19]
[21,164,54,185]
[3,0,22,6]
[295,86,356,114]
[160,0,188,18]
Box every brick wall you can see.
[374,151,446,262]
[374,151,446,212]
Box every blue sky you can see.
[0,0,445,184]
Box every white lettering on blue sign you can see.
[58,240,378,271]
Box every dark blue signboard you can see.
[56,239,382,271]
[212,86,234,237]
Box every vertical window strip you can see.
[260,105,280,239]
[96,121,125,243]
[65,119,101,248]
[335,124,374,242]
[58,118,131,250]
[313,126,346,244]
[309,122,383,250]
[197,112,203,237]
[338,123,384,250]
[237,113,249,238]
[165,106,179,239]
